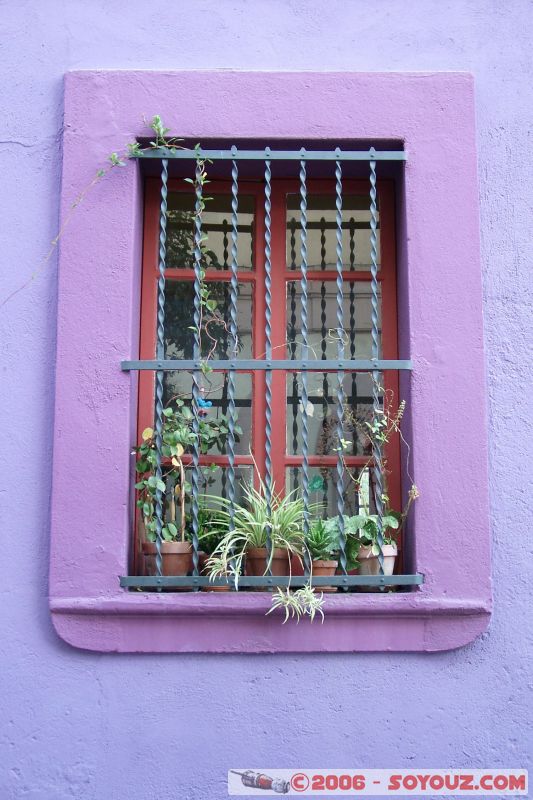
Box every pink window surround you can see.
[50,71,491,653]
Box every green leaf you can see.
[162,526,173,542]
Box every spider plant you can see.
[205,480,309,583]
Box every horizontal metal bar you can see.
[120,574,424,588]
[134,148,407,162]
[121,358,412,372]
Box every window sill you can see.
[50,592,491,653]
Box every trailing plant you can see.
[337,388,419,513]
[135,397,240,542]
[205,478,332,622]
[267,584,325,624]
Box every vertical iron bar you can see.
[190,156,203,585]
[222,218,229,268]
[349,218,358,456]
[264,151,273,572]
[227,151,239,534]
[369,150,385,575]
[299,152,311,571]
[320,217,329,506]
[153,158,169,581]
[289,220,299,488]
[335,151,347,575]
[320,218,329,511]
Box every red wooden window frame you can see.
[137,177,401,568]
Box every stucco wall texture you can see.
[1,2,531,798]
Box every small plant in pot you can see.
[198,507,231,592]
[320,512,401,580]
[305,519,340,593]
[135,397,237,578]
[346,512,401,577]
[135,422,192,578]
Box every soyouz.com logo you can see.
[228,769,528,795]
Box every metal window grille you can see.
[120,146,423,591]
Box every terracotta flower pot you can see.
[142,541,193,588]
[356,542,397,592]
[202,583,231,592]
[311,559,338,593]
[246,547,291,590]
[357,543,397,575]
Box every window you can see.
[130,159,410,590]
[50,70,491,652]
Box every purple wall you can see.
[1,1,531,797]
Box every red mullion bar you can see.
[269,184,290,494]
[251,186,267,489]
[177,454,254,467]
[285,270,376,282]
[165,268,256,283]
[285,455,370,467]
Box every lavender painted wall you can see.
[1,1,531,797]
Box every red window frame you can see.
[137,176,401,568]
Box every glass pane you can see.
[286,465,375,518]
[167,192,255,270]
[286,280,380,361]
[186,465,253,526]
[286,194,380,271]
[286,372,375,456]
[164,280,253,361]
[162,372,252,456]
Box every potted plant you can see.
[320,482,419,587]
[346,512,401,576]
[205,480,307,586]
[134,397,238,579]
[305,519,339,592]
[198,507,231,592]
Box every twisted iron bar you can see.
[348,217,358,456]
[289,218,299,488]
[320,216,329,510]
[335,154,347,575]
[369,153,385,575]
[299,154,310,569]
[190,157,203,583]
[153,158,168,580]
[227,155,239,532]
[264,152,273,568]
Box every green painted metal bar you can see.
[122,358,412,371]
[120,574,424,588]
[133,148,407,162]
